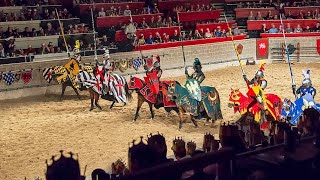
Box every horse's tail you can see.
[124,80,133,102]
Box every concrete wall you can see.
[0,38,262,100]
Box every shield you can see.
[237,44,243,54]
[65,58,80,75]
[317,39,320,55]
[256,38,268,59]
[185,78,202,101]
[145,71,160,95]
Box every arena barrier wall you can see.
[1,37,319,100]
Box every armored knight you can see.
[243,60,268,123]
[296,70,316,98]
[144,55,162,80]
[185,58,205,84]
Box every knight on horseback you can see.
[97,48,112,95]
[144,55,162,80]
[185,58,205,84]
[243,60,268,123]
[296,70,316,98]
[73,40,81,64]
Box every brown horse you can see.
[128,76,179,121]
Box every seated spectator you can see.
[248,11,255,20]
[0,43,6,58]
[221,29,227,37]
[306,11,313,19]
[149,16,157,28]
[279,25,284,33]
[294,24,303,33]
[140,19,149,29]
[123,5,131,16]
[31,28,37,37]
[167,17,175,27]
[32,9,41,20]
[193,30,202,39]
[286,23,294,33]
[46,23,57,35]
[24,45,36,55]
[62,8,70,19]
[233,26,241,36]
[256,12,264,20]
[314,22,320,32]
[25,9,33,20]
[145,34,154,44]
[170,30,180,41]
[215,27,223,37]
[38,28,45,36]
[156,16,162,27]
[48,42,55,53]
[199,28,204,37]
[138,34,146,45]
[185,31,193,40]
[204,28,212,38]
[72,24,79,34]
[49,11,56,19]
[154,32,162,43]
[42,9,50,20]
[274,15,279,20]
[268,24,278,33]
[286,11,294,20]
[4,27,14,38]
[304,25,312,32]
[101,35,109,46]
[162,33,170,43]
[38,43,50,54]
[298,11,304,19]
[266,11,273,20]
[99,8,106,17]
[22,27,31,37]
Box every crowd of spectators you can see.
[1,0,61,6]
[237,0,320,8]
[262,22,320,33]
[247,9,320,20]
[134,26,242,46]
[97,4,159,17]
[80,0,144,3]
[0,7,73,22]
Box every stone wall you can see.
[0,38,256,100]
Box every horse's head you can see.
[228,88,245,112]
[128,76,145,90]
[167,81,178,99]
[111,159,129,176]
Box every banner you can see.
[256,38,269,60]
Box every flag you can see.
[15,71,21,82]
[133,58,142,71]
[3,72,15,85]
[43,68,53,83]
[22,71,32,84]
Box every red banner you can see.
[256,38,269,60]
[317,39,320,55]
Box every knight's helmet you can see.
[193,58,202,71]
[255,60,266,78]
[153,55,160,68]
[302,70,312,88]
[73,40,81,63]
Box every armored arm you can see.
[157,68,163,79]
[198,74,205,84]
[261,80,267,90]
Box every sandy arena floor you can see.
[1,62,320,180]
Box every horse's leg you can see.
[134,95,144,121]
[94,92,102,110]
[60,83,67,101]
[89,90,94,111]
[148,102,154,120]
[190,115,198,127]
[71,85,81,100]
[110,101,115,109]
[178,107,184,130]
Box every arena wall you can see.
[0,37,319,100]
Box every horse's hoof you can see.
[89,108,94,111]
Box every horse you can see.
[128,76,179,121]
[228,88,282,136]
[50,66,81,100]
[77,70,132,111]
[167,81,223,129]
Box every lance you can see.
[55,9,70,57]
[223,13,249,89]
[280,14,297,99]
[177,12,187,70]
[90,7,98,62]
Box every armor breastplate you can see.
[191,71,205,83]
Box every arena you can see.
[1,62,320,179]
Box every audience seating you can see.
[135,35,246,50]
[96,13,163,28]
[284,6,320,16]
[0,20,41,32]
[158,0,211,11]
[115,26,182,42]
[196,22,236,31]
[79,2,145,14]
[0,6,23,14]
[235,8,278,18]
[177,10,222,22]
[40,18,81,30]
[261,32,320,38]
[247,19,319,30]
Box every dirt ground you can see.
[1,62,320,180]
